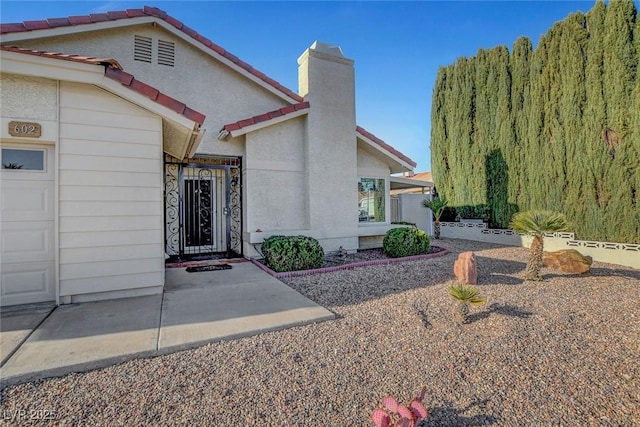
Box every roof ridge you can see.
[0,5,303,103]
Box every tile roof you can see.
[0,44,123,69]
[0,6,303,103]
[1,45,205,125]
[221,102,310,134]
[356,126,417,168]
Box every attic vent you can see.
[158,40,175,67]
[134,35,152,63]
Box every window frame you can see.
[357,176,388,224]
[1,147,47,173]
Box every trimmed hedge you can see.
[260,235,324,273]
[383,227,431,258]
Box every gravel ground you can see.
[1,238,639,426]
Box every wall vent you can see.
[134,35,152,63]
[158,40,175,67]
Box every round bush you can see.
[383,227,431,258]
[260,235,324,272]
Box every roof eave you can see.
[356,134,415,174]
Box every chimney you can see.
[297,41,358,250]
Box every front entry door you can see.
[183,169,219,254]
[164,156,242,259]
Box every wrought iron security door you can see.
[165,155,242,259]
[183,169,217,253]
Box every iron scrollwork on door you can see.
[164,162,180,256]
[229,167,242,255]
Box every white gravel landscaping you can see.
[1,238,638,426]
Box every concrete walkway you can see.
[0,261,334,388]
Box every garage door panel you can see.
[0,261,55,305]
[1,221,55,263]
[1,181,54,221]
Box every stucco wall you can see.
[58,81,165,298]
[244,118,308,232]
[0,73,57,122]
[16,25,288,158]
[397,194,432,234]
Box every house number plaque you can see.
[8,121,42,138]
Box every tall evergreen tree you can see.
[510,37,533,211]
[583,0,608,239]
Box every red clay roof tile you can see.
[129,78,160,99]
[0,23,26,33]
[89,13,110,23]
[23,20,50,30]
[221,102,310,134]
[2,46,205,126]
[47,18,71,27]
[68,15,93,25]
[106,11,129,20]
[1,6,304,103]
[165,15,183,30]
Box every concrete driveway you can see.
[0,261,334,387]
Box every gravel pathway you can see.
[1,238,639,426]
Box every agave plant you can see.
[372,387,428,427]
[422,196,448,239]
[448,283,486,324]
[509,210,571,281]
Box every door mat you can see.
[186,264,232,273]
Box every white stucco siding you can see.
[16,26,288,157]
[244,119,308,232]
[357,147,392,177]
[57,81,164,297]
[0,73,57,121]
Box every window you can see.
[358,178,385,222]
[1,148,45,171]
[134,35,152,63]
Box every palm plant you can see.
[422,196,448,239]
[448,283,486,324]
[509,210,571,281]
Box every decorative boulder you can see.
[542,249,592,274]
[454,251,477,285]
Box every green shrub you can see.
[260,235,324,272]
[383,227,431,258]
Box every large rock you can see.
[543,249,592,274]
[454,251,477,285]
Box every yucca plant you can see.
[509,210,571,281]
[422,196,448,239]
[448,283,486,324]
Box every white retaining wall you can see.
[440,222,640,269]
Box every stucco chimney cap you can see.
[309,41,345,58]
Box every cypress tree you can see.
[428,0,639,242]
[510,37,533,211]
[558,13,588,237]
[583,0,608,239]
[601,0,637,240]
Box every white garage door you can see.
[1,144,55,306]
